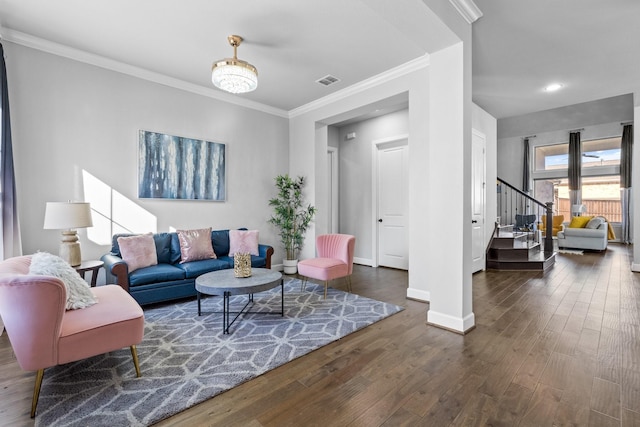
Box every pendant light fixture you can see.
[211,35,258,94]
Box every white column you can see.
[424,43,475,333]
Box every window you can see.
[534,143,568,172]
[581,137,621,169]
[532,137,622,222]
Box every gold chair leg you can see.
[31,369,44,418]
[130,345,141,378]
[346,275,352,293]
[301,277,308,292]
[324,281,328,299]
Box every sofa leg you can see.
[31,369,44,418]
[130,345,141,378]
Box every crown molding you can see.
[2,29,288,118]
[448,0,483,24]
[289,54,429,119]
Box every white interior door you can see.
[471,129,486,273]
[376,138,409,270]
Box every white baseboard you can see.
[407,287,430,302]
[427,310,475,334]
[631,263,640,272]
[353,257,373,266]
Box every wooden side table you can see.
[75,260,104,287]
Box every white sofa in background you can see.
[557,216,608,251]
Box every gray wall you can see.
[497,94,634,188]
[337,109,409,264]
[5,42,289,267]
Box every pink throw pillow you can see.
[117,233,158,272]
[177,228,216,263]
[229,229,259,256]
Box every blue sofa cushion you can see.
[153,232,173,264]
[211,229,230,257]
[129,263,186,287]
[176,258,231,279]
[170,233,181,264]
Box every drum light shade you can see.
[211,35,258,94]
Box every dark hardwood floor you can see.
[1,244,639,426]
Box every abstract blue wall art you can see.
[138,130,226,201]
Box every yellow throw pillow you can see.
[568,216,592,228]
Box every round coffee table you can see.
[195,268,283,334]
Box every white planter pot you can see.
[283,258,298,275]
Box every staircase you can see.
[486,178,557,272]
[486,224,555,271]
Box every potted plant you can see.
[268,174,316,274]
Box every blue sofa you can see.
[101,229,274,306]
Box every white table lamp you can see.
[571,204,587,217]
[43,202,93,266]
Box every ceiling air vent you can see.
[316,75,340,86]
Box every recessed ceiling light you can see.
[544,83,564,92]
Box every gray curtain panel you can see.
[0,42,22,259]
[568,131,581,191]
[522,137,530,193]
[621,124,633,188]
[568,131,582,214]
[620,124,633,243]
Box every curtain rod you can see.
[522,135,536,139]
[621,121,633,126]
[568,128,584,133]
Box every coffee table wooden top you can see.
[195,268,283,296]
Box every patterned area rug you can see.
[35,279,403,426]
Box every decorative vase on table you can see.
[234,253,252,278]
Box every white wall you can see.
[286,0,474,333]
[337,109,409,264]
[289,73,424,263]
[5,42,289,270]
[424,42,474,332]
[472,103,497,246]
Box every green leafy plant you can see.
[268,174,316,260]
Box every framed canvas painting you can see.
[138,130,226,201]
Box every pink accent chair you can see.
[0,255,144,418]
[297,234,356,299]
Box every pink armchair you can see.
[0,255,144,418]
[297,234,356,299]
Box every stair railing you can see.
[497,177,554,255]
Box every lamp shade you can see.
[571,204,587,214]
[43,202,93,230]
